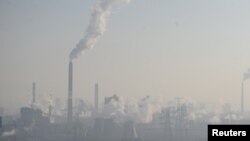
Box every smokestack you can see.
[32,82,36,108]
[95,83,99,116]
[0,116,2,128]
[32,82,36,103]
[68,61,73,122]
[241,69,250,114]
[241,81,244,114]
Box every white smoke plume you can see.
[102,95,163,123]
[30,94,54,115]
[127,96,163,123]
[103,95,126,122]
[70,0,133,60]
[75,99,93,118]
[101,95,243,125]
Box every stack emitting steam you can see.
[69,0,133,60]
[67,0,133,122]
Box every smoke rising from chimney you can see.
[69,0,133,60]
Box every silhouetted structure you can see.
[94,83,99,116]
[32,82,36,105]
[0,116,2,128]
[122,120,141,141]
[68,61,73,123]
[104,94,119,104]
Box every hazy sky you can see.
[1,0,250,114]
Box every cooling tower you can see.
[68,61,73,122]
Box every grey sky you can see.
[1,0,250,114]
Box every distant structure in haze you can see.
[123,120,138,140]
[68,61,73,123]
[31,82,36,108]
[94,83,99,116]
[32,82,36,103]
[0,116,2,128]
[241,69,250,114]
[105,94,119,104]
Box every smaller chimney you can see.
[0,116,2,128]
[32,82,36,108]
[68,61,73,123]
[94,83,99,116]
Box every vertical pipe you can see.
[68,61,73,122]
[95,83,99,116]
[0,116,2,128]
[241,81,244,114]
[14,121,16,141]
[32,82,36,104]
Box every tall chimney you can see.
[68,61,73,122]
[32,82,36,106]
[241,81,244,114]
[94,83,99,116]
